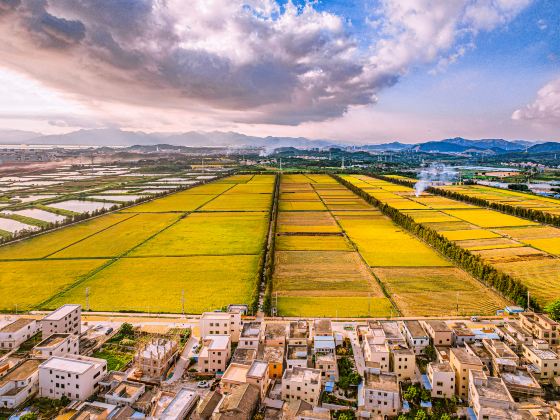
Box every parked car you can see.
[105,327,114,335]
[197,380,210,388]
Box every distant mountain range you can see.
[0,129,556,154]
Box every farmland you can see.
[341,174,560,307]
[0,174,275,313]
[272,174,504,317]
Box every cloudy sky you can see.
[0,0,558,143]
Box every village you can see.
[0,304,559,419]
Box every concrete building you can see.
[287,345,309,370]
[497,320,533,352]
[400,320,429,355]
[39,355,107,400]
[465,341,493,374]
[264,323,288,348]
[313,336,335,355]
[500,367,543,400]
[468,370,517,419]
[214,383,259,420]
[32,333,79,359]
[0,359,41,409]
[390,347,416,381]
[262,345,284,379]
[151,388,199,420]
[451,323,477,346]
[427,362,455,398]
[238,322,262,350]
[198,335,231,373]
[449,347,484,399]
[281,367,322,405]
[134,338,178,379]
[231,347,257,366]
[199,311,242,343]
[314,352,338,382]
[482,339,519,375]
[288,321,309,346]
[312,320,332,338]
[105,380,145,406]
[423,320,452,347]
[362,330,390,372]
[521,339,560,382]
[0,318,38,350]
[221,360,270,399]
[41,304,81,339]
[520,312,559,346]
[363,372,401,417]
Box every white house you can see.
[41,305,81,339]
[199,311,241,342]
[400,320,429,355]
[197,335,231,373]
[0,318,38,350]
[32,333,79,359]
[281,367,322,405]
[363,372,401,417]
[0,359,41,409]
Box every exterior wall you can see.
[199,312,241,342]
[400,322,429,355]
[41,306,81,339]
[364,387,401,416]
[522,346,560,381]
[315,358,338,382]
[391,352,415,381]
[427,364,455,399]
[450,351,483,399]
[0,371,39,409]
[268,361,283,379]
[33,335,79,359]
[198,337,231,373]
[0,320,38,350]
[281,369,321,405]
[287,359,308,370]
[520,313,559,346]
[239,337,260,350]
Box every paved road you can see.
[165,336,199,384]
[348,330,365,375]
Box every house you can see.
[0,359,41,409]
[465,341,493,374]
[521,339,560,382]
[314,352,338,382]
[214,383,259,420]
[481,339,519,375]
[313,336,335,355]
[151,388,199,420]
[451,323,477,346]
[32,333,79,359]
[362,328,390,372]
[262,345,284,379]
[264,323,288,348]
[134,338,178,379]
[0,318,38,350]
[105,380,145,406]
[519,312,559,346]
[199,311,242,343]
[288,321,309,346]
[41,305,81,339]
[390,346,416,381]
[468,370,518,418]
[500,367,543,400]
[400,320,429,355]
[427,362,455,398]
[362,371,401,417]
[496,320,533,352]
[283,400,330,420]
[312,320,332,338]
[39,355,107,400]
[423,320,452,347]
[192,390,223,420]
[198,335,231,373]
[449,347,484,399]
[281,367,322,405]
[287,345,309,370]
[238,322,262,350]
[221,361,270,399]
[231,347,257,366]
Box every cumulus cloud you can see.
[0,0,532,126]
[512,77,560,125]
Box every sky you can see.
[0,0,558,144]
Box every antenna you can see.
[85,287,90,311]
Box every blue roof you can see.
[421,401,432,408]
[325,381,335,392]
[421,374,432,390]
[467,407,477,420]
[402,401,410,412]
[314,336,336,350]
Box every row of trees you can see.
[334,175,539,310]
[374,173,560,228]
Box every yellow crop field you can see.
[443,209,538,228]
[494,226,560,240]
[200,193,272,211]
[0,259,107,310]
[277,211,340,233]
[472,246,549,264]
[46,255,260,313]
[279,201,327,211]
[524,238,560,255]
[454,237,522,251]
[0,213,134,260]
[126,193,218,212]
[50,213,181,258]
[182,183,233,195]
[373,267,507,316]
[276,235,353,251]
[277,296,394,317]
[440,229,501,241]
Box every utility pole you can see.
[341,157,345,170]
[85,287,90,312]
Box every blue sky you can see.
[0,0,558,142]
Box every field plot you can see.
[0,175,274,313]
[342,174,560,306]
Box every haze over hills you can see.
[0,128,553,154]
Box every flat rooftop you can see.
[262,346,284,363]
[313,319,332,336]
[0,359,40,387]
[287,345,308,360]
[201,312,232,320]
[248,360,268,378]
[425,320,451,332]
[471,371,513,402]
[451,347,483,366]
[35,333,70,349]
[284,367,320,384]
[0,318,35,333]
[289,320,308,339]
[403,320,428,338]
[501,370,541,389]
[241,322,261,338]
[222,363,250,383]
[161,388,198,419]
[109,380,144,399]
[43,304,80,321]
[429,362,453,373]
[264,323,288,340]
[380,321,405,342]
[203,335,230,350]
[40,356,100,374]
[526,345,559,360]
[364,372,399,391]
[231,348,257,365]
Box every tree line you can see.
[333,174,539,310]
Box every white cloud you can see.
[512,77,560,125]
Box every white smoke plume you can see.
[414,163,457,197]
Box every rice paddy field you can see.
[273,174,504,317]
[341,174,560,307]
[0,174,275,313]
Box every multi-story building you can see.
[362,372,401,417]
[281,367,322,405]
[231,347,257,366]
[199,311,241,342]
[465,341,493,374]
[390,347,416,381]
[221,360,270,399]
[287,345,309,370]
[468,370,518,418]
[400,320,429,355]
[134,338,178,379]
[423,320,452,347]
[0,318,38,350]
[264,323,288,348]
[41,305,81,339]
[449,347,484,399]
[312,320,332,338]
[105,380,146,407]
[314,352,338,382]
[496,320,533,352]
[451,323,476,346]
[262,346,284,379]
[0,359,41,409]
[362,329,390,372]
[522,339,560,382]
[238,322,262,350]
[32,333,79,359]
[520,312,559,346]
[481,339,519,375]
[197,335,231,373]
[288,320,309,346]
[427,362,455,398]
[39,355,107,400]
